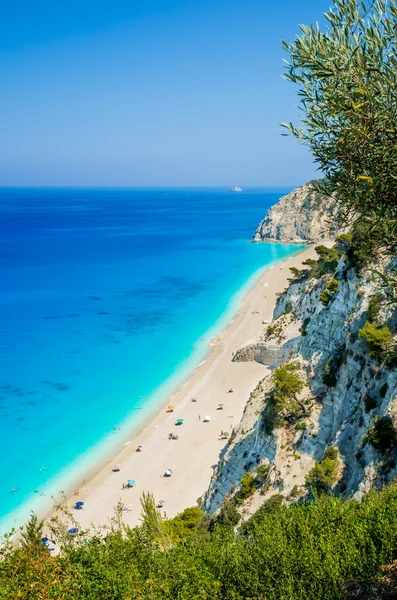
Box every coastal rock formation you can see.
[253,181,341,244]
[203,252,397,516]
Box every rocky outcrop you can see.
[203,254,397,516]
[253,181,341,244]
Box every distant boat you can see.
[228,186,242,192]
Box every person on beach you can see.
[163,511,167,520]
[198,415,200,421]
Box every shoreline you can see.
[46,244,321,533]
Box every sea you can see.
[0,187,305,534]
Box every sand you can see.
[55,245,319,531]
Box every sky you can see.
[0,0,331,187]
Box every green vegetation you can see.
[358,321,393,358]
[300,316,310,336]
[6,484,397,598]
[367,294,383,323]
[20,512,46,554]
[364,394,378,413]
[235,471,257,503]
[282,0,397,293]
[346,222,379,272]
[322,345,346,387]
[255,462,271,485]
[319,278,339,305]
[306,446,339,493]
[365,416,397,454]
[210,499,240,529]
[284,300,293,314]
[164,506,203,543]
[261,363,306,433]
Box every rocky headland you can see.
[253,181,341,244]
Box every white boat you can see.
[228,186,242,192]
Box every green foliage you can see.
[358,321,393,357]
[262,364,306,433]
[240,494,284,536]
[211,499,240,530]
[300,316,310,336]
[281,0,397,256]
[255,463,271,485]
[139,491,172,549]
[310,245,341,279]
[347,222,379,271]
[367,294,383,323]
[306,446,339,493]
[319,278,339,305]
[165,507,203,543]
[364,394,378,413]
[273,363,305,402]
[20,512,46,554]
[335,233,353,250]
[295,421,307,431]
[365,416,397,454]
[322,345,346,387]
[235,472,257,504]
[7,485,397,599]
[284,300,293,314]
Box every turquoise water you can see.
[0,187,304,532]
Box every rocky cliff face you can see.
[253,181,341,244]
[203,253,397,517]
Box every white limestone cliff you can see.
[253,181,341,244]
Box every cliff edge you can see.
[253,181,341,244]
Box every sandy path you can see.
[56,245,319,531]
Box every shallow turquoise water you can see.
[0,187,304,532]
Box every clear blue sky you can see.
[0,0,331,187]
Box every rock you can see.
[253,181,341,244]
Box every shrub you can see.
[364,394,378,413]
[295,421,307,431]
[284,301,293,314]
[210,500,240,530]
[306,446,339,493]
[300,317,310,336]
[322,345,346,387]
[358,321,393,357]
[273,363,305,402]
[165,507,204,542]
[261,364,306,432]
[235,472,257,504]
[365,416,397,454]
[255,463,271,485]
[319,278,339,305]
[347,222,379,272]
[367,294,383,323]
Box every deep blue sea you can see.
[0,187,304,533]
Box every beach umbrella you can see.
[167,405,175,411]
[204,416,211,422]
[68,528,79,534]
[164,468,173,476]
[127,479,135,486]
[41,537,49,543]
[138,445,143,450]
[76,501,84,507]
[113,464,121,471]
[175,418,183,424]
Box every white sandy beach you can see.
[54,246,319,531]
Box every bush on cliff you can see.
[305,446,339,493]
[365,416,397,454]
[358,321,393,358]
